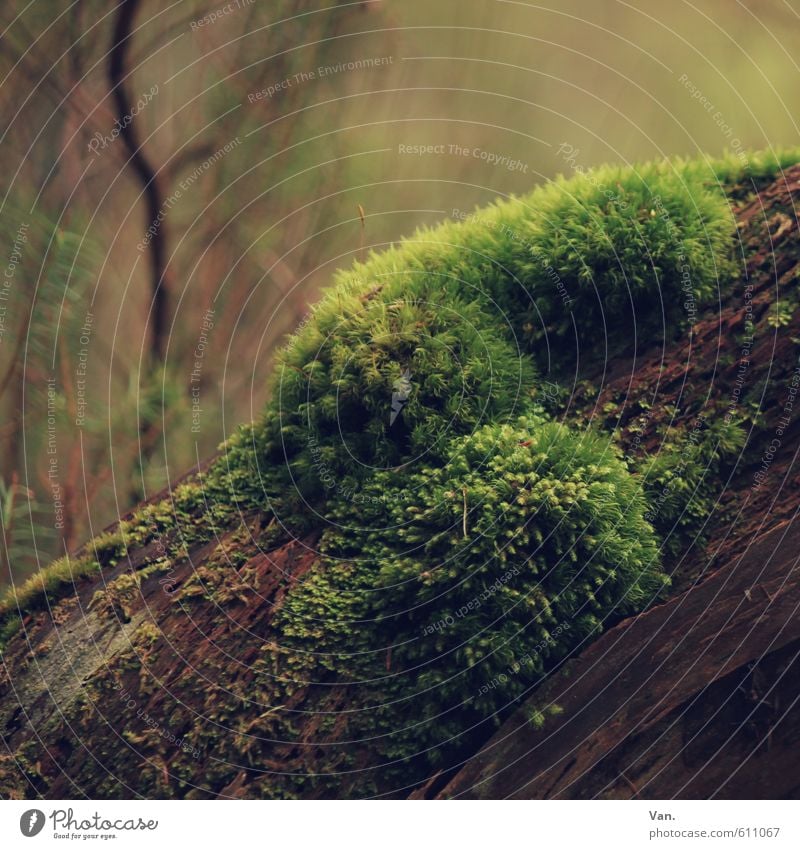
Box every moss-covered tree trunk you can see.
[2,165,800,800]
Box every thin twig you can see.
[109,0,169,361]
[358,204,366,262]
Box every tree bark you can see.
[435,517,800,799]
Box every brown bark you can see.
[435,517,800,799]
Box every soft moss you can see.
[224,420,666,794]
[4,149,798,794]
[638,416,746,558]
[0,553,100,625]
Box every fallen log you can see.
[437,516,800,799]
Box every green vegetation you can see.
[684,147,800,201]
[250,153,759,515]
[252,420,666,791]
[2,147,799,794]
[639,416,746,558]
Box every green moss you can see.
[638,416,745,558]
[4,149,799,796]
[525,702,563,730]
[0,553,100,626]
[5,149,762,645]
[503,160,733,350]
[257,285,536,511]
[694,146,800,201]
[249,419,667,792]
[238,153,747,527]
[89,573,139,622]
[88,529,127,566]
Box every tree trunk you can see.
[1,168,800,800]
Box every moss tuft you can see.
[5,149,800,794]
[254,419,667,791]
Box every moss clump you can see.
[3,150,753,642]
[244,154,744,526]
[259,282,534,505]
[8,148,800,795]
[0,553,101,625]
[254,420,666,792]
[682,146,800,201]
[509,162,733,346]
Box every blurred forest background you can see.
[1,0,799,588]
